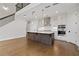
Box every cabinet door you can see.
[38,34,52,45]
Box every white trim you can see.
[0,35,26,41]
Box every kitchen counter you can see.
[27,31,54,45]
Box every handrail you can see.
[0,13,15,20]
[0,3,31,20]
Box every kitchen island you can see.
[26,31,54,46]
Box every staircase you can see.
[0,3,30,41]
[0,13,15,27]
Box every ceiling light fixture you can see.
[3,6,9,10]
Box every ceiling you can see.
[16,3,79,21]
[0,3,16,18]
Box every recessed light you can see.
[43,14,47,17]
[56,11,59,14]
[3,6,9,10]
[35,16,37,18]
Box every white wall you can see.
[27,19,38,32]
[50,10,79,46]
[0,17,26,41]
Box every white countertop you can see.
[27,30,54,34]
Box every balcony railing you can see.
[16,3,30,11]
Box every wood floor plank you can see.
[0,37,79,56]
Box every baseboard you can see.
[0,35,26,41]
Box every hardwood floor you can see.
[0,37,79,56]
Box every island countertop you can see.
[27,31,54,34]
